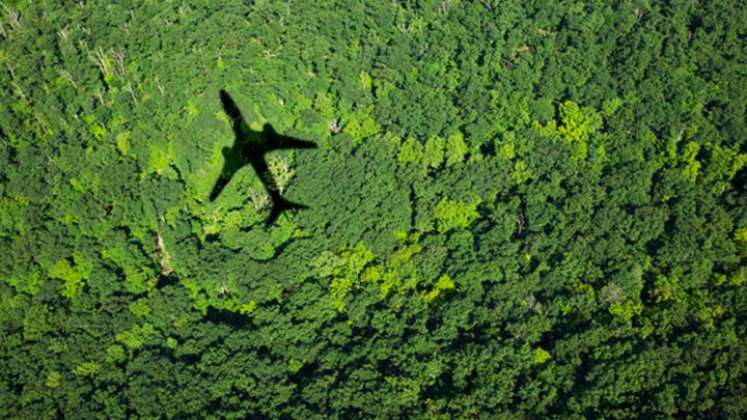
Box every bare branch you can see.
[4,5,20,30]
[124,82,138,105]
[155,76,165,96]
[57,69,78,89]
[57,27,69,42]
[89,47,112,80]
[329,119,341,134]
[156,230,173,276]
[249,189,271,211]
[110,49,126,76]
[267,156,294,194]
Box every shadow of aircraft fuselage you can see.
[209,89,317,224]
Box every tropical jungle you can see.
[1,0,746,418]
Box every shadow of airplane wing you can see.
[210,89,248,202]
[219,90,246,137]
[266,194,308,225]
[208,161,242,201]
[262,124,317,151]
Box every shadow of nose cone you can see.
[262,123,275,135]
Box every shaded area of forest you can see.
[1,0,746,418]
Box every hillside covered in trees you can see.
[1,0,746,418]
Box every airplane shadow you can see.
[210,89,317,225]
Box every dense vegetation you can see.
[2,0,746,417]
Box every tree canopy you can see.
[1,0,746,418]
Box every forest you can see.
[1,0,746,418]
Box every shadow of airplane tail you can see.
[267,194,308,225]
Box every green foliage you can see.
[47,253,93,298]
[602,97,623,117]
[609,300,644,323]
[398,137,423,164]
[45,372,61,389]
[314,241,376,311]
[432,197,481,233]
[73,362,101,378]
[424,274,455,303]
[343,106,380,142]
[398,132,468,170]
[445,132,468,167]
[106,345,126,364]
[116,323,156,351]
[129,299,151,318]
[533,348,551,365]
[1,1,746,418]
[362,238,422,298]
[681,141,702,182]
[498,142,516,160]
[165,337,178,349]
[4,269,42,295]
[145,140,177,178]
[115,132,132,156]
[423,136,445,169]
[512,160,533,184]
[736,228,747,245]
